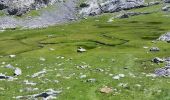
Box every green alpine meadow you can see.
[0,0,170,100]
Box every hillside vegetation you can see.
[0,2,170,99]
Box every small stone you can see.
[9,55,16,58]
[100,86,113,94]
[5,64,15,69]
[24,80,37,86]
[113,75,120,80]
[77,65,89,69]
[118,74,125,78]
[146,73,157,77]
[86,78,96,83]
[80,75,87,79]
[49,48,55,51]
[113,74,125,80]
[40,57,46,61]
[14,67,22,76]
[135,84,141,87]
[32,69,46,78]
[143,46,148,49]
[77,47,86,53]
[96,68,104,72]
[150,47,160,52]
[2,62,5,65]
[118,83,128,88]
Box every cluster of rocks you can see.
[15,89,62,99]
[149,47,160,52]
[79,0,146,16]
[0,0,58,16]
[155,66,170,77]
[150,56,170,77]
[162,0,170,11]
[0,64,22,81]
[162,5,170,11]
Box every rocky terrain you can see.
[0,0,57,16]
[0,0,161,29]
[0,0,77,29]
[1,0,170,100]
[79,0,145,16]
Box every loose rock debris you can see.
[113,74,125,80]
[152,57,164,64]
[80,75,87,79]
[24,80,37,86]
[31,69,47,78]
[150,47,160,52]
[20,87,39,92]
[15,89,62,100]
[40,57,46,61]
[0,73,17,81]
[86,78,96,83]
[4,64,22,76]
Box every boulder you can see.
[115,12,151,19]
[15,89,62,99]
[158,32,170,42]
[152,57,164,63]
[14,67,22,76]
[162,5,170,11]
[77,47,86,53]
[79,0,145,16]
[150,47,160,52]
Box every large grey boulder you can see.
[79,0,145,16]
[158,32,170,42]
[155,67,170,77]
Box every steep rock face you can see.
[79,0,145,16]
[0,0,57,16]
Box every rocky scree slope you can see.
[0,0,162,29]
[79,0,145,16]
[0,0,78,29]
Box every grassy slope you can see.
[0,4,170,100]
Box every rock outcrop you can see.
[0,0,77,29]
[158,32,170,42]
[79,0,145,16]
[0,0,58,16]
